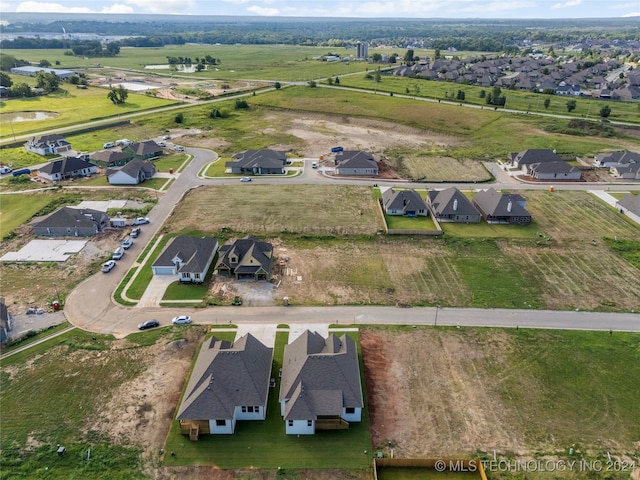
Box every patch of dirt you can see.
[362,329,526,457]
[89,329,203,458]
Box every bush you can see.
[234,99,249,109]
[174,112,184,123]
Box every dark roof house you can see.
[37,157,97,182]
[123,140,163,160]
[615,194,640,217]
[176,333,273,438]
[279,330,363,435]
[225,149,287,175]
[427,187,481,223]
[152,236,218,283]
[472,188,532,225]
[526,161,582,181]
[334,150,379,176]
[216,236,273,281]
[90,150,134,168]
[382,188,429,216]
[33,207,108,237]
[510,149,563,170]
[106,159,156,185]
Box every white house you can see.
[279,330,363,435]
[176,333,273,438]
[106,159,156,185]
[151,236,218,283]
[37,157,97,182]
[25,134,72,156]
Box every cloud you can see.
[246,5,279,15]
[122,0,194,14]
[622,11,640,16]
[551,0,581,9]
[14,1,134,13]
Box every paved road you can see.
[61,147,640,338]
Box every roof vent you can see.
[453,199,458,211]
[507,200,513,212]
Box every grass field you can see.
[339,74,640,125]
[0,192,52,238]
[0,84,175,139]
[3,45,372,83]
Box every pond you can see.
[145,64,206,73]
[1,111,60,122]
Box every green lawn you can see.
[384,213,438,231]
[163,330,373,469]
[0,192,52,238]
[0,85,175,139]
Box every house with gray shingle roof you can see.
[427,187,481,223]
[279,330,363,435]
[610,163,640,180]
[106,158,156,185]
[334,150,379,176]
[382,188,428,216]
[594,150,640,168]
[37,157,97,182]
[152,236,218,283]
[90,149,133,168]
[215,236,273,281]
[177,333,273,438]
[510,149,563,172]
[25,134,72,156]
[225,149,287,175]
[526,161,582,181]
[616,194,640,217]
[123,140,163,160]
[33,207,108,237]
[473,188,532,225]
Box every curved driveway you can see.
[63,147,640,338]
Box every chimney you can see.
[453,199,458,211]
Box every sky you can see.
[0,0,639,18]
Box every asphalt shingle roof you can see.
[152,236,218,275]
[428,187,480,217]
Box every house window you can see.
[288,420,294,427]
[246,406,254,413]
[181,273,189,278]
[241,406,247,413]
[254,406,260,413]
[345,407,355,414]
[195,273,201,279]
[307,420,313,427]
[216,419,226,426]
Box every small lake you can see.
[2,111,59,122]
[145,64,206,73]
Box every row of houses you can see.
[393,54,639,100]
[594,150,640,180]
[383,186,532,225]
[177,329,363,438]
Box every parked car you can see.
[131,217,150,226]
[12,168,31,177]
[130,227,141,238]
[121,236,133,249]
[101,260,116,273]
[172,315,192,325]
[138,320,159,330]
[311,161,318,168]
[240,177,252,182]
[0,167,12,174]
[103,142,115,149]
[157,141,166,147]
[112,247,125,260]
[173,145,185,152]
[162,135,171,140]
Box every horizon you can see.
[0,0,638,19]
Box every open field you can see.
[0,84,175,139]
[3,45,372,82]
[362,326,640,472]
[340,74,640,125]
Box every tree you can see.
[11,82,32,97]
[274,82,281,89]
[566,99,577,112]
[174,112,184,123]
[599,105,611,118]
[334,76,340,85]
[374,69,381,84]
[479,90,486,99]
[0,72,12,87]
[371,53,382,63]
[35,71,60,93]
[39,59,51,67]
[403,49,415,65]
[69,75,80,85]
[434,48,441,60]
[209,108,221,118]
[107,85,128,104]
[544,98,551,109]
[235,99,249,109]
[327,77,334,85]
[456,90,465,101]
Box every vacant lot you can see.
[361,327,640,467]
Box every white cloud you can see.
[122,0,194,13]
[101,3,134,13]
[222,0,252,4]
[551,0,582,9]
[621,11,640,16]
[246,5,279,15]
[16,1,93,12]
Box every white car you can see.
[172,315,192,325]
[131,217,150,226]
[240,177,252,182]
[102,260,116,273]
[121,236,133,249]
[173,145,185,152]
[162,135,171,140]
[0,167,12,174]
[157,141,166,148]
